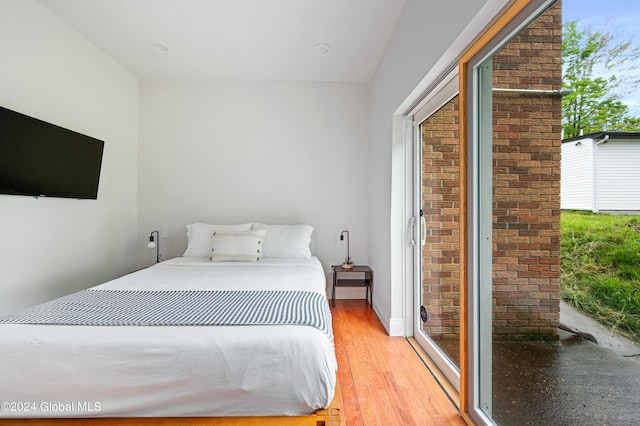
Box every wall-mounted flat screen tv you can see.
[0,106,104,200]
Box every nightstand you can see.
[331,265,373,306]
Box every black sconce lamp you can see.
[340,230,353,269]
[147,230,160,263]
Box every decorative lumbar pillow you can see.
[209,230,267,262]
[183,222,252,257]
[251,223,314,259]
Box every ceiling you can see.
[38,0,407,82]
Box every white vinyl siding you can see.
[561,139,594,210]
[596,140,640,211]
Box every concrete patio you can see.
[492,302,640,425]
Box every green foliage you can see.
[561,211,640,340]
[562,21,640,138]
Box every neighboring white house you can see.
[561,132,640,213]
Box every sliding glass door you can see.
[411,71,461,392]
[408,1,561,424]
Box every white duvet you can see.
[0,257,336,418]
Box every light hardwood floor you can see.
[332,299,465,426]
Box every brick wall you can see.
[420,2,562,341]
[491,1,562,340]
[421,96,460,341]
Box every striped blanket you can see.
[0,289,332,340]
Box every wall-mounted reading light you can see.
[147,230,160,263]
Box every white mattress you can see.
[0,257,336,418]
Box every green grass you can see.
[561,210,640,341]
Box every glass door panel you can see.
[466,1,561,423]
[414,94,461,389]
[488,4,563,423]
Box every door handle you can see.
[410,217,417,246]
[421,216,427,246]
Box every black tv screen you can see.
[0,106,104,200]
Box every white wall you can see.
[137,80,370,281]
[367,0,507,335]
[0,0,514,326]
[0,0,139,314]
[597,140,640,211]
[561,139,594,211]
[561,138,640,212]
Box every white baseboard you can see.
[387,318,405,336]
[371,298,405,337]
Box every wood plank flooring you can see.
[332,300,465,426]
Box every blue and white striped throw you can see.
[0,289,332,340]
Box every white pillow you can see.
[251,223,314,259]
[183,222,252,257]
[209,230,267,262]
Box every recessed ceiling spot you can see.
[148,40,169,53]
[312,43,332,56]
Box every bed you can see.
[0,223,339,424]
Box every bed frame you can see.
[0,380,341,426]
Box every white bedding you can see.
[0,257,336,418]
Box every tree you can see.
[562,21,640,138]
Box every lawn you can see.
[561,210,640,341]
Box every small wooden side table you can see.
[331,265,373,306]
